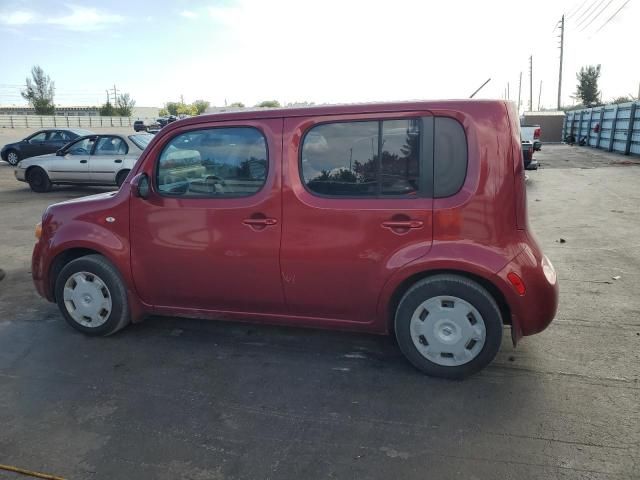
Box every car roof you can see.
[171,100,508,127]
[67,128,94,135]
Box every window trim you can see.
[298,117,431,200]
[154,125,270,199]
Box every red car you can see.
[32,100,558,378]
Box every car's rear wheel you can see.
[5,149,20,166]
[55,254,130,336]
[395,274,503,379]
[116,170,130,187]
[27,167,52,193]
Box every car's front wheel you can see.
[395,274,503,379]
[54,254,131,336]
[5,149,20,166]
[27,167,52,193]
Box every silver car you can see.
[14,133,153,192]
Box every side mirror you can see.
[56,149,64,156]
[131,173,150,199]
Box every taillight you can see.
[534,128,541,139]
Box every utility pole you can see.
[180,94,184,104]
[507,82,510,100]
[111,84,118,105]
[529,55,533,112]
[557,14,564,110]
[538,80,542,111]
[517,72,522,112]
[105,89,110,105]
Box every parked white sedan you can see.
[14,133,153,192]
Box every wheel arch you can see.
[116,168,131,183]
[385,269,511,333]
[49,247,104,302]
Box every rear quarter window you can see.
[434,117,467,198]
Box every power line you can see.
[576,0,607,27]
[594,0,632,32]
[574,0,601,22]
[566,0,590,18]
[579,0,616,31]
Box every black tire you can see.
[116,170,130,187]
[27,167,52,193]
[54,254,130,336]
[394,274,503,379]
[5,149,20,166]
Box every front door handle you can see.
[80,159,88,164]
[243,218,278,227]
[114,159,122,163]
[382,220,423,229]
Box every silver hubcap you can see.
[63,272,112,328]
[7,152,18,164]
[410,295,486,366]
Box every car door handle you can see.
[114,159,122,163]
[80,160,88,164]
[382,220,423,229]
[243,218,278,227]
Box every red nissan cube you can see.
[32,100,558,378]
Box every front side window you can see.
[66,137,95,155]
[157,127,268,197]
[301,119,421,197]
[94,136,128,155]
[28,132,48,143]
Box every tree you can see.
[115,93,136,116]
[99,102,116,116]
[165,102,181,116]
[575,65,601,107]
[230,101,245,108]
[256,100,281,108]
[176,103,198,115]
[192,99,210,114]
[610,95,637,104]
[21,65,55,114]
[158,107,168,116]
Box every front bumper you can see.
[32,238,53,301]
[496,247,559,345]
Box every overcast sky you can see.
[1,0,638,110]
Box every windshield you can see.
[128,133,154,150]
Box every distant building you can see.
[522,111,566,143]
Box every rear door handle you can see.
[382,220,423,229]
[80,160,88,164]
[243,218,278,227]
[114,159,122,163]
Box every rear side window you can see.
[434,117,467,198]
[157,127,268,198]
[94,136,128,155]
[301,119,421,197]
